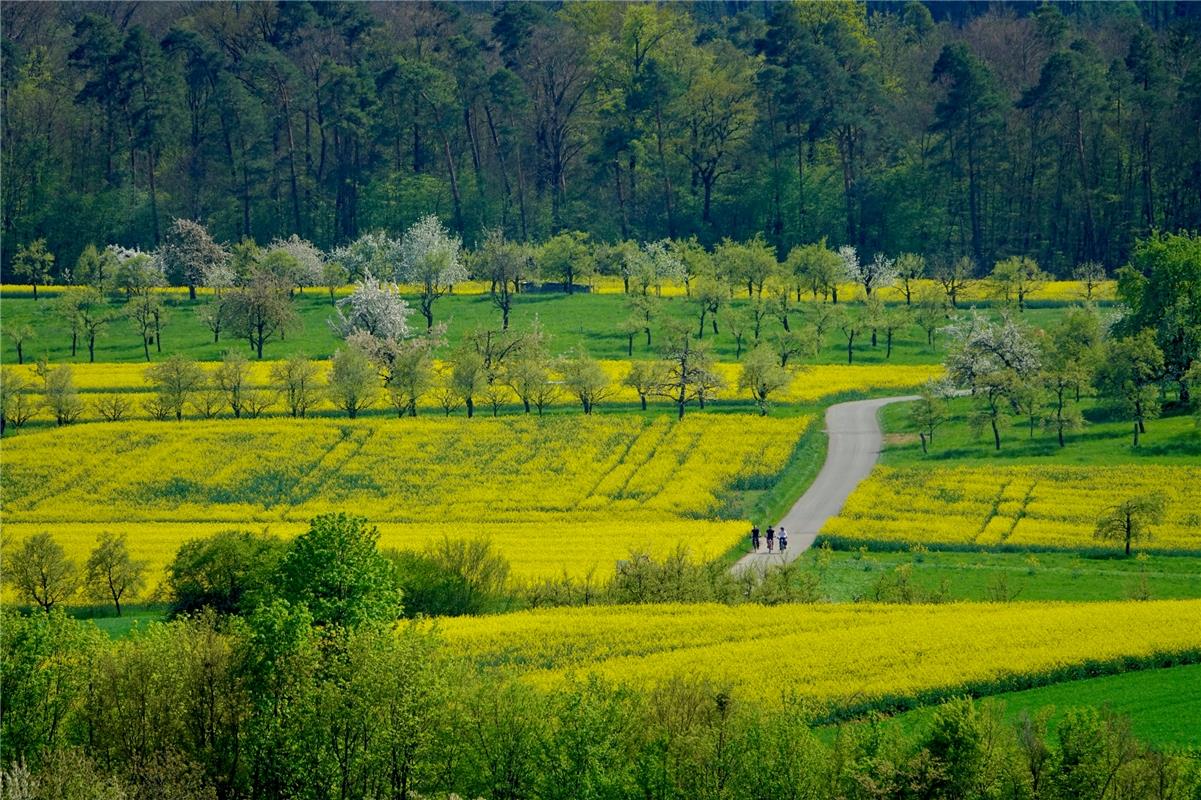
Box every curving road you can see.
[733,395,916,573]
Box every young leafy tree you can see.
[53,291,84,357]
[111,248,165,299]
[196,295,229,344]
[506,352,555,415]
[1,368,37,434]
[693,275,725,338]
[726,308,752,359]
[1094,494,1165,556]
[166,529,286,616]
[93,393,134,423]
[451,350,489,419]
[627,294,658,348]
[145,353,204,421]
[328,345,377,419]
[560,349,611,415]
[40,363,84,426]
[214,349,251,418]
[1095,330,1164,446]
[84,532,147,616]
[934,256,975,308]
[75,243,118,291]
[12,239,55,299]
[270,353,323,419]
[356,332,439,419]
[894,253,926,305]
[990,256,1048,312]
[476,228,529,329]
[6,533,77,611]
[622,361,661,411]
[5,322,35,365]
[323,259,350,305]
[190,371,226,419]
[788,239,842,302]
[910,381,950,454]
[831,306,863,365]
[537,231,593,294]
[226,270,297,359]
[770,328,814,369]
[1073,261,1106,300]
[75,287,114,362]
[718,236,776,299]
[274,513,403,628]
[914,290,946,348]
[126,290,163,362]
[1116,231,1201,403]
[398,214,467,329]
[880,307,909,359]
[653,322,722,419]
[738,345,792,415]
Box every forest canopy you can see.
[2,1,1199,276]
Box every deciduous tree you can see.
[1094,494,1165,556]
[738,346,791,415]
[84,532,146,616]
[7,533,77,611]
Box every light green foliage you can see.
[274,513,403,628]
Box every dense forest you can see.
[3,1,1200,278]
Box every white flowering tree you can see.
[945,312,1041,450]
[397,214,466,329]
[158,218,230,299]
[638,240,685,297]
[330,231,402,281]
[268,235,325,292]
[841,246,898,298]
[330,276,413,342]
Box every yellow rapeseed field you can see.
[1,415,807,589]
[6,361,942,422]
[438,599,1201,714]
[822,465,1201,553]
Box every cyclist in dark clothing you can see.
[750,525,761,552]
[765,526,775,553]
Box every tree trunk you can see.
[466,397,474,418]
[992,418,1001,450]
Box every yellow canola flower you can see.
[438,599,1201,713]
[1,415,808,594]
[822,464,1201,553]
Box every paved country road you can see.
[733,395,916,573]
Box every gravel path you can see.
[733,395,916,573]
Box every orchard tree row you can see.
[912,231,1201,451]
